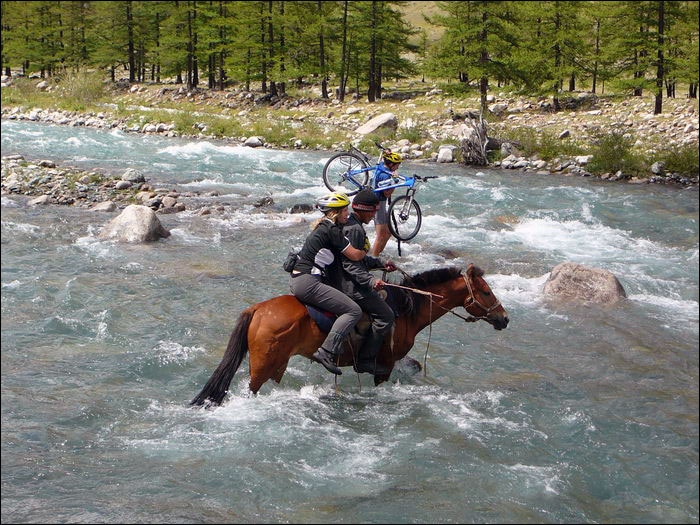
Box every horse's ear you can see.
[466,264,484,278]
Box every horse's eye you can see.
[483,291,491,296]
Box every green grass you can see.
[500,126,586,161]
[398,122,429,143]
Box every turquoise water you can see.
[2,120,698,523]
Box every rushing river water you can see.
[1,119,698,523]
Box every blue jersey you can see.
[373,162,401,199]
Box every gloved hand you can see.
[371,279,387,291]
[384,260,397,272]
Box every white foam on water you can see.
[507,464,563,495]
[1,220,41,235]
[487,273,550,308]
[168,227,222,246]
[152,162,177,171]
[270,185,330,200]
[95,310,110,342]
[505,217,671,264]
[66,136,82,146]
[490,187,510,201]
[1,196,20,207]
[16,128,45,137]
[157,141,243,158]
[180,177,233,187]
[1,280,23,289]
[629,293,699,319]
[153,340,207,365]
[74,229,117,259]
[211,209,311,230]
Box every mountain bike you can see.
[321,142,437,241]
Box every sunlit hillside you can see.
[403,1,445,43]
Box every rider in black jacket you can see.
[341,189,397,374]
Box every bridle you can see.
[391,266,503,377]
[459,271,502,320]
[425,271,501,323]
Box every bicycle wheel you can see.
[322,152,370,196]
[388,196,422,241]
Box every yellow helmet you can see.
[316,192,350,211]
[382,150,403,164]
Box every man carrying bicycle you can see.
[370,150,405,256]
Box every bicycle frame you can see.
[344,145,417,193]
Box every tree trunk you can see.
[208,54,215,89]
[218,1,225,90]
[268,0,278,97]
[368,1,377,102]
[339,0,348,102]
[460,117,489,166]
[654,0,664,115]
[245,48,251,91]
[553,5,561,111]
[479,11,488,115]
[279,1,285,94]
[192,1,199,87]
[569,73,575,91]
[318,1,328,98]
[127,1,135,82]
[260,2,266,93]
[592,19,600,93]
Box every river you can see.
[1,119,698,523]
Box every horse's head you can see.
[462,264,509,330]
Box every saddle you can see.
[303,290,400,335]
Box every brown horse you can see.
[190,265,509,406]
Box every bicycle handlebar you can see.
[414,175,438,182]
[375,141,386,151]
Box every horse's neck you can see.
[411,281,464,333]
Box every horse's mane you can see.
[386,266,482,318]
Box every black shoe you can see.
[312,348,342,375]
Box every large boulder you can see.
[98,204,170,243]
[121,168,146,183]
[355,112,397,135]
[543,262,626,304]
[244,136,264,147]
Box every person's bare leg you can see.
[371,223,391,256]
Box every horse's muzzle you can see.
[489,313,509,330]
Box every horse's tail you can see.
[190,309,254,407]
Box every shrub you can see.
[436,81,477,99]
[656,144,699,176]
[500,126,585,161]
[398,123,427,144]
[587,131,646,176]
[172,112,198,134]
[55,69,106,108]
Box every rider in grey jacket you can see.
[341,189,397,375]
